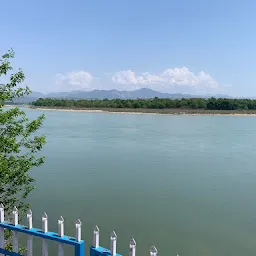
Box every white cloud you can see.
[112,67,219,90]
[56,71,93,91]
[112,70,148,85]
[52,67,222,94]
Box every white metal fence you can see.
[0,204,160,256]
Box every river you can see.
[18,108,256,255]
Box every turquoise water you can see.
[20,108,256,255]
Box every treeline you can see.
[32,97,256,110]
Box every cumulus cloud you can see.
[53,67,222,94]
[56,71,93,91]
[112,67,219,90]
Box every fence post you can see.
[75,219,81,242]
[110,231,117,256]
[75,242,84,256]
[12,206,18,253]
[129,238,136,256]
[93,225,99,248]
[150,246,158,256]
[0,204,4,256]
[75,219,84,256]
[27,209,33,256]
[42,212,48,256]
[58,216,64,256]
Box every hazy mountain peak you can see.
[12,89,231,103]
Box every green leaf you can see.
[0,49,46,253]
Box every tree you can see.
[0,49,46,224]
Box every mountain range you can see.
[12,88,231,103]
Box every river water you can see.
[19,108,256,255]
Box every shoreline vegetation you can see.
[6,97,256,115]
[29,97,256,116]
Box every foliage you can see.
[33,97,256,110]
[0,49,46,246]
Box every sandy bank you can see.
[24,106,256,116]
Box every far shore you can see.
[20,105,256,116]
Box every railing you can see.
[0,204,158,256]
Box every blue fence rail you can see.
[0,204,159,256]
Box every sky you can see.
[1,0,255,97]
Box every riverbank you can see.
[26,106,256,116]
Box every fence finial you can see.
[94,225,100,233]
[58,216,64,237]
[150,246,158,256]
[27,209,33,229]
[129,238,136,256]
[42,212,48,233]
[12,206,18,226]
[0,204,4,222]
[75,219,82,242]
[110,230,117,256]
[93,225,100,248]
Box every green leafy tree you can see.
[0,49,46,249]
[32,93,256,111]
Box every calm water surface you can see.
[21,108,256,255]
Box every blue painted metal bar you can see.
[75,242,85,256]
[0,222,84,247]
[0,222,85,255]
[90,246,122,256]
[0,248,21,256]
[0,222,131,256]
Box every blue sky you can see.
[1,0,255,96]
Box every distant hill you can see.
[46,88,196,100]
[11,88,231,103]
